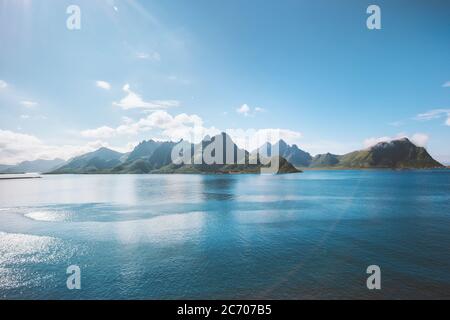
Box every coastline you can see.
[297,166,448,171]
[0,176,41,180]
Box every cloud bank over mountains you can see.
[0,77,447,165]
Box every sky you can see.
[0,0,449,164]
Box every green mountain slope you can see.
[50,147,124,173]
[310,138,443,169]
[112,142,177,173]
[310,153,340,167]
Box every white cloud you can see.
[0,129,115,164]
[236,104,250,116]
[363,136,394,148]
[0,80,7,89]
[81,110,218,142]
[96,80,111,90]
[120,110,219,142]
[363,132,429,148]
[113,84,179,110]
[20,100,38,108]
[80,110,303,152]
[0,130,42,164]
[236,104,265,117]
[4,109,306,164]
[20,114,30,119]
[410,133,429,147]
[442,81,450,88]
[415,109,450,126]
[136,51,160,61]
[81,126,116,139]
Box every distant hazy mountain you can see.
[0,164,13,172]
[311,138,443,169]
[255,140,312,167]
[0,158,65,173]
[50,147,124,173]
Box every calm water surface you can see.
[0,170,449,299]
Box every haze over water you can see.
[0,170,449,299]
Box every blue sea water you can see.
[0,170,449,299]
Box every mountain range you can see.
[0,134,444,174]
[256,137,443,169]
[50,133,300,174]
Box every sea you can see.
[0,170,449,299]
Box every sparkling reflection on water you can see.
[0,171,449,299]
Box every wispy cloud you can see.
[415,109,450,126]
[136,51,160,61]
[236,104,265,117]
[442,81,450,88]
[81,126,116,139]
[20,100,38,108]
[0,80,7,89]
[166,75,191,85]
[96,80,111,90]
[113,84,180,110]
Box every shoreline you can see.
[297,166,449,171]
[0,176,41,180]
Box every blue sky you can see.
[0,0,449,164]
